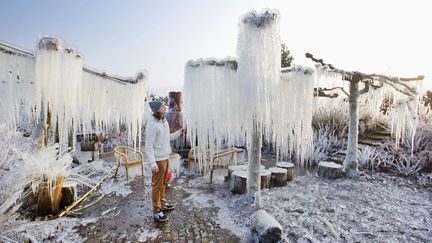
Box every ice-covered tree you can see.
[306,53,424,177]
[184,10,314,202]
[0,37,149,215]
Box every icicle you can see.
[275,66,315,167]
[80,70,148,148]
[0,46,35,131]
[183,58,238,174]
[34,37,83,150]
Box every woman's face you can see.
[158,104,167,115]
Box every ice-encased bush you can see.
[23,144,72,208]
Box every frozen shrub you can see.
[312,105,348,138]
[357,146,378,170]
[311,125,345,165]
[388,154,422,177]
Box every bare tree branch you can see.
[359,82,370,95]
[320,87,349,97]
[384,80,416,96]
[314,87,346,98]
[305,53,425,97]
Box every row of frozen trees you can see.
[183,9,425,201]
[0,37,149,216]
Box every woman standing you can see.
[145,100,184,222]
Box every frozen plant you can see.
[417,102,432,125]
[357,146,378,170]
[311,125,345,165]
[306,53,424,177]
[418,173,432,186]
[23,144,72,214]
[312,102,348,138]
[389,154,422,177]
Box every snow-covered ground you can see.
[184,170,432,242]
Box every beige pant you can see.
[152,159,169,211]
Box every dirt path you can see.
[76,172,240,242]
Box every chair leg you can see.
[210,159,214,183]
[114,163,120,178]
[125,167,129,181]
[141,163,144,176]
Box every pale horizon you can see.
[1,0,430,95]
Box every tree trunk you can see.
[37,176,64,216]
[344,79,360,177]
[60,181,77,210]
[248,121,262,199]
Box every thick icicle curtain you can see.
[0,37,149,149]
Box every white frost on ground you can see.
[182,176,252,242]
[137,228,161,242]
[183,171,432,242]
[262,173,432,242]
[99,177,133,198]
[0,216,97,243]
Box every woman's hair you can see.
[153,112,163,120]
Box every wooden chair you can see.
[113,146,144,180]
[188,147,238,183]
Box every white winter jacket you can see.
[144,116,182,168]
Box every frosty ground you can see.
[25,155,430,243]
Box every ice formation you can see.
[275,66,315,167]
[80,70,148,147]
[0,41,35,130]
[237,9,281,132]
[34,37,84,149]
[23,143,72,199]
[1,37,149,150]
[184,10,317,177]
[312,61,423,157]
[391,96,420,152]
[183,58,239,174]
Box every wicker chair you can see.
[113,146,144,180]
[188,147,238,183]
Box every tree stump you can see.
[260,169,271,189]
[268,167,288,187]
[60,181,77,210]
[276,162,294,181]
[317,161,343,179]
[251,209,282,243]
[230,170,248,194]
[37,176,64,216]
[226,164,264,182]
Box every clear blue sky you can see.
[1,0,430,95]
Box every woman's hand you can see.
[151,166,159,174]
